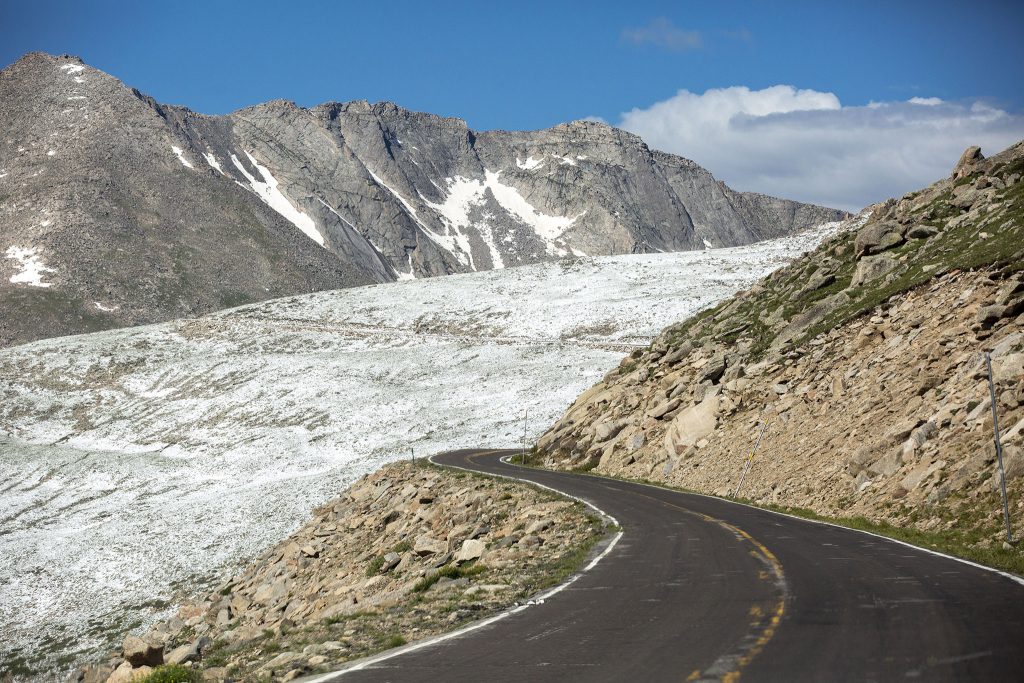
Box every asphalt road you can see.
[321,449,1024,682]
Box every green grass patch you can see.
[365,555,386,577]
[137,665,202,683]
[380,633,407,649]
[412,562,486,593]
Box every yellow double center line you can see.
[618,489,787,683]
[454,451,787,683]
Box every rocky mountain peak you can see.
[0,51,844,347]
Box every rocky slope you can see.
[69,463,605,683]
[0,51,844,347]
[535,142,1024,562]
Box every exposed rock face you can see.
[536,140,1024,548]
[81,463,604,682]
[953,145,985,179]
[0,52,844,347]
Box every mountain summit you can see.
[0,52,844,347]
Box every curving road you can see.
[317,449,1024,682]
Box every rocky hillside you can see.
[66,462,605,683]
[0,51,844,347]
[535,142,1024,565]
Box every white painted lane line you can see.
[304,451,623,680]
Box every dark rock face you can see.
[0,52,845,346]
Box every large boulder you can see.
[851,254,899,287]
[992,353,1024,384]
[906,224,938,239]
[867,450,903,477]
[772,291,851,348]
[594,418,630,442]
[951,184,984,209]
[698,354,727,383]
[646,398,681,419]
[952,145,984,178]
[413,535,446,556]
[662,341,694,366]
[901,460,945,491]
[106,663,152,683]
[1001,445,1024,482]
[855,220,905,256]
[454,539,486,564]
[663,391,719,457]
[122,635,163,667]
[166,637,211,665]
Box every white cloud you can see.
[622,18,703,51]
[618,85,1024,211]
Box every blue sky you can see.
[2,0,1023,209]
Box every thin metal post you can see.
[985,352,1013,543]
[734,419,770,499]
[521,409,529,466]
[411,446,415,466]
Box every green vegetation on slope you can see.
[661,146,1024,361]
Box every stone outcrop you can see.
[535,141,1024,551]
[76,463,604,682]
[954,145,985,179]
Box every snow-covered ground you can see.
[0,221,844,675]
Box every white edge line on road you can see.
[302,451,623,681]
[613,473,1024,589]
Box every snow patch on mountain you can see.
[171,145,193,169]
[395,253,416,281]
[203,151,223,174]
[5,246,55,287]
[363,166,458,268]
[231,152,324,247]
[483,170,582,252]
[516,155,545,171]
[423,172,582,262]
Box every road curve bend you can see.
[313,449,1024,682]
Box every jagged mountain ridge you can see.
[0,52,845,347]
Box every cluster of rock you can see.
[74,463,603,682]
[537,142,1024,544]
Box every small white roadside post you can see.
[734,419,771,499]
[985,352,1014,543]
[521,409,529,466]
